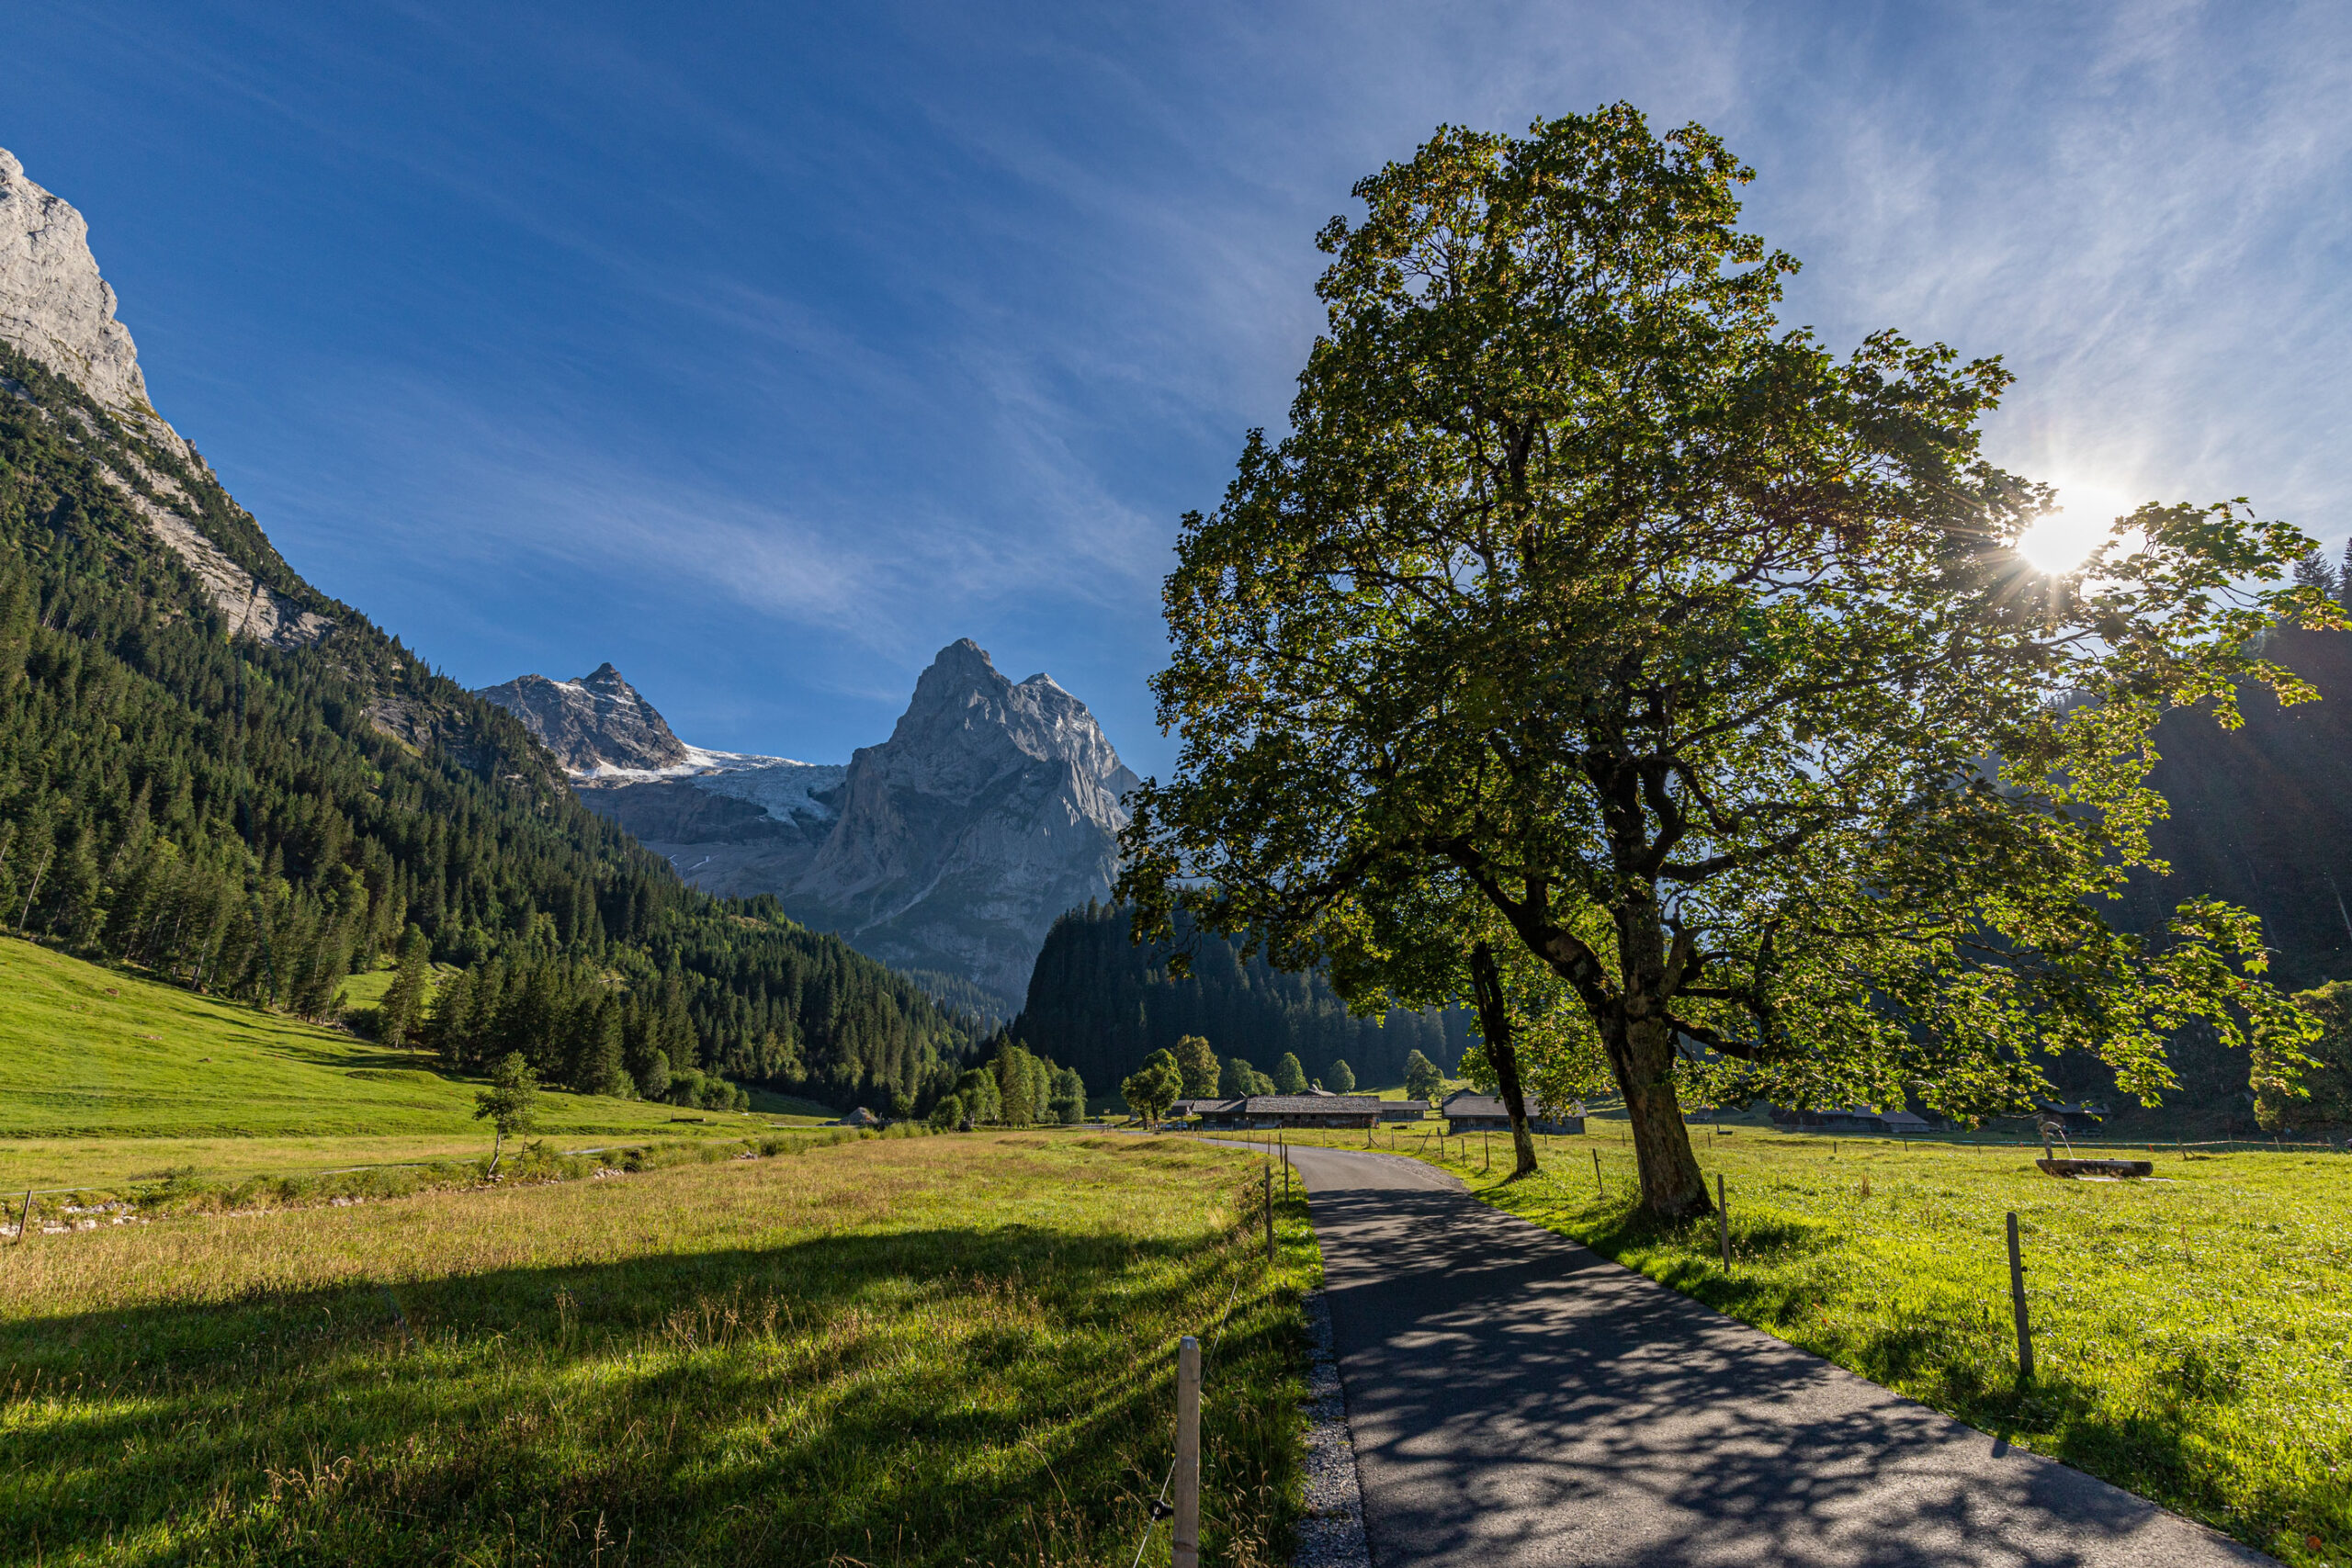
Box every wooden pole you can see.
[2007,1211,2033,1382]
[1482,1128,1490,1172]
[1265,1161,1274,1264]
[1717,1174,1729,1269]
[1283,1135,1289,1195]
[13,1190,28,1244]
[1173,1335,1201,1568]
[1591,1148,1604,1196]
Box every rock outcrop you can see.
[0,146,329,647]
[474,663,692,773]
[0,149,165,441]
[790,640,1137,1003]
[487,639,1136,1011]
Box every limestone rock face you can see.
[475,664,692,773]
[0,146,328,647]
[794,639,1139,1004]
[0,148,185,457]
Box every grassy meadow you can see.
[1265,1120,2350,1567]
[0,936,822,1194]
[1,1131,1317,1566]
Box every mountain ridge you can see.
[477,637,1136,1010]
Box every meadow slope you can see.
[0,936,788,1190]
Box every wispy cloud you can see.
[14,0,2347,768]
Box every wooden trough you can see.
[2036,1157,2154,1179]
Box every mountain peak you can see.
[919,637,1000,687]
[477,665,688,774]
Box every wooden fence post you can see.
[1264,1161,1274,1265]
[1717,1174,1729,1269]
[2007,1211,2033,1382]
[13,1190,29,1245]
[1591,1148,1604,1196]
[1173,1335,1201,1568]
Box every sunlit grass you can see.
[0,1132,1317,1566]
[0,935,815,1194]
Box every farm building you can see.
[1378,1100,1431,1122]
[1173,1095,1385,1130]
[1770,1105,1932,1136]
[1441,1090,1586,1135]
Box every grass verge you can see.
[0,1131,1316,1566]
[1266,1122,2350,1567]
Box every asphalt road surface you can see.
[1279,1141,2272,1568]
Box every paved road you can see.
[1283,1142,2271,1568]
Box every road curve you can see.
[1281,1141,2271,1568]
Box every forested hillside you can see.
[2118,625,2352,994]
[0,340,981,1110]
[1011,901,1468,1097]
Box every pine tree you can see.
[379,925,431,1047]
[2294,547,2338,601]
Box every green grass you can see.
[0,1132,1318,1565]
[0,935,802,1190]
[1274,1122,2351,1566]
[741,1085,844,1120]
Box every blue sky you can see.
[8,2,2348,773]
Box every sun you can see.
[2016,486,2133,575]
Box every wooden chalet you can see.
[1441,1090,1585,1135]
[1172,1094,1385,1130]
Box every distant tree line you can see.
[928,1038,1086,1129]
[1119,1032,1442,1122]
[1012,901,1468,1099]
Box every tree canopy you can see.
[474,1052,539,1176]
[1118,106,2326,1218]
[1121,1049,1182,1125]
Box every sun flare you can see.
[2016,486,2133,575]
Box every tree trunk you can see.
[1469,942,1541,1179]
[1611,1013,1711,1220]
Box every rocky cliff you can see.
[0,147,330,648]
[474,663,692,773]
[797,639,1139,1005]
[486,639,1136,1011]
